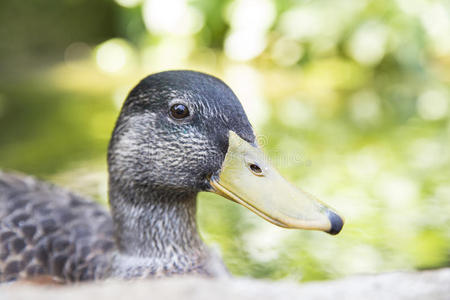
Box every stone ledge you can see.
[2,268,449,300]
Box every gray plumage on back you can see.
[0,70,255,283]
[0,172,114,282]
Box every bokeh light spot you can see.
[115,0,141,8]
[419,3,450,55]
[278,7,321,41]
[278,99,315,128]
[142,0,204,36]
[409,139,447,170]
[349,90,381,125]
[417,88,449,120]
[226,0,275,32]
[375,174,419,208]
[271,38,304,66]
[347,21,388,66]
[224,65,269,127]
[224,0,275,61]
[95,39,132,73]
[224,31,267,61]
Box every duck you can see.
[0,70,344,283]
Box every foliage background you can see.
[0,0,449,281]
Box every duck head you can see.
[108,70,343,235]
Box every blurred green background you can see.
[0,0,449,282]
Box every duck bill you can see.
[210,131,344,235]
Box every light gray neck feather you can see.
[114,189,205,256]
[107,186,226,278]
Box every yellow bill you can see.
[210,131,344,235]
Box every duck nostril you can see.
[249,163,263,176]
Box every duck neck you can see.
[109,185,206,260]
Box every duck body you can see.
[0,70,343,283]
[0,172,225,282]
[0,172,115,282]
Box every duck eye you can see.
[170,103,190,119]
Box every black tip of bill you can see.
[326,210,344,235]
